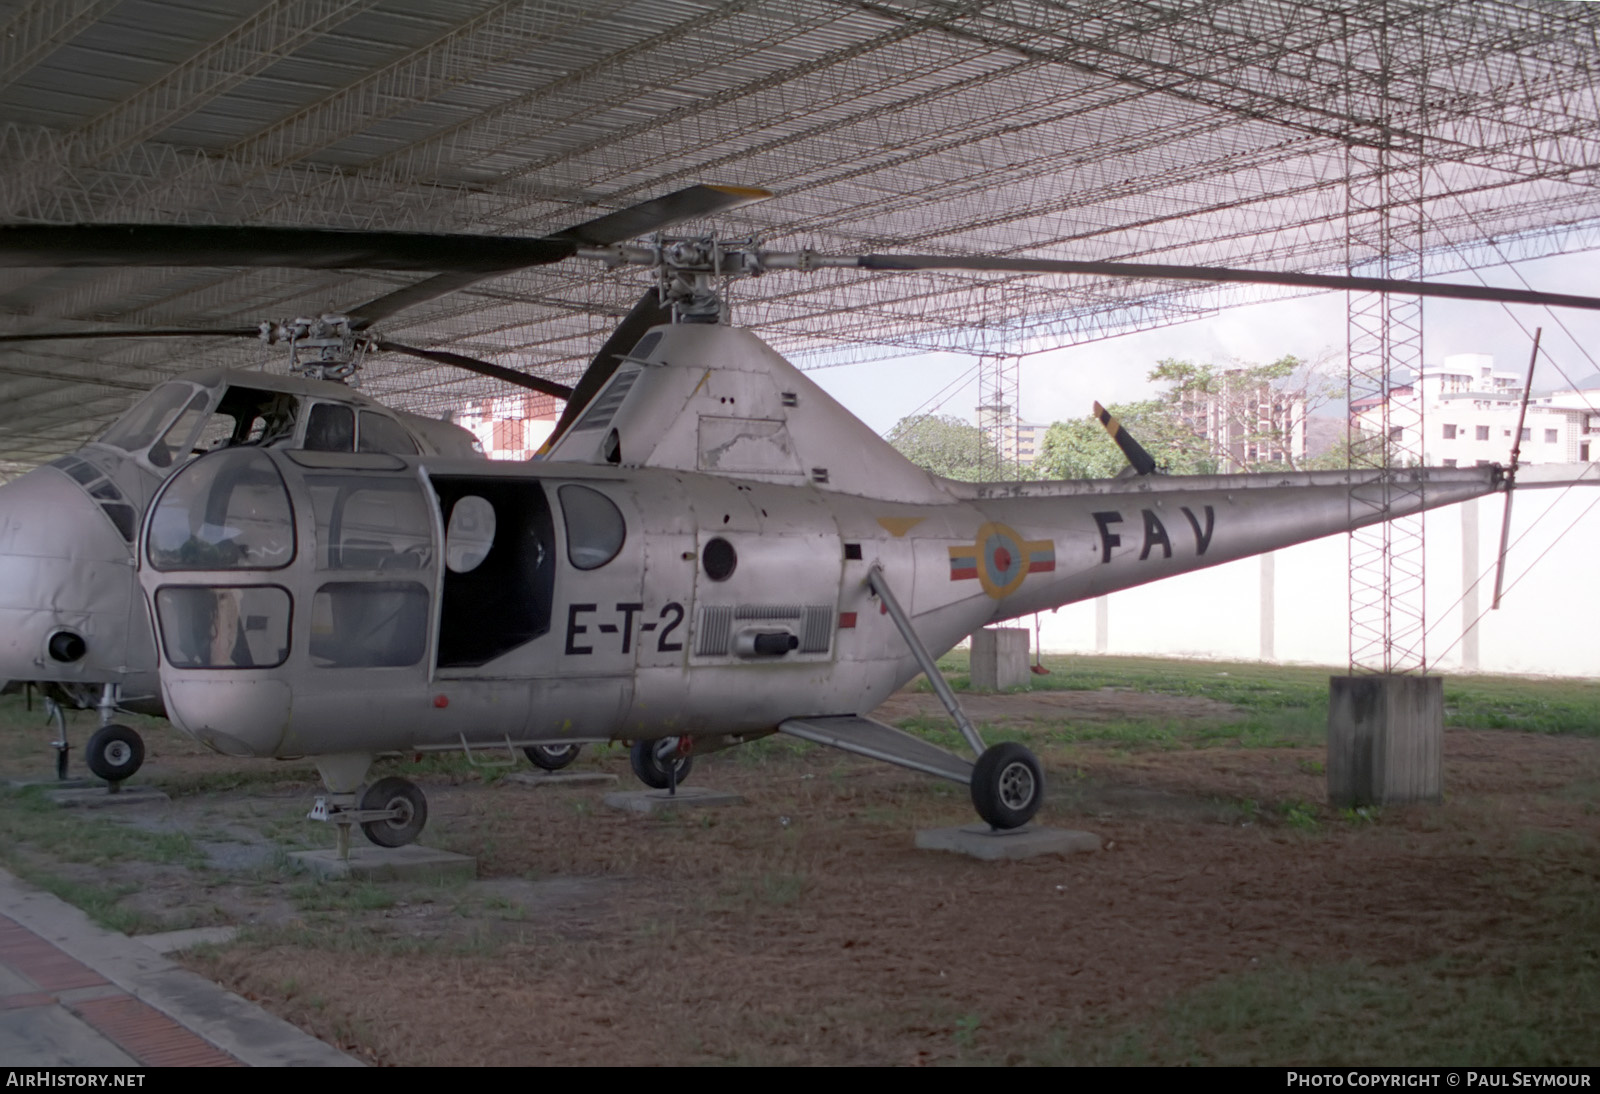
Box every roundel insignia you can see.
[948,522,1056,599]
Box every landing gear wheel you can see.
[524,743,581,771]
[971,742,1043,830]
[630,739,693,790]
[85,724,144,783]
[359,777,428,848]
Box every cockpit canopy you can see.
[95,375,427,475]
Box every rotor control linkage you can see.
[865,564,987,760]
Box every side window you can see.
[154,585,291,668]
[559,485,626,571]
[309,582,428,667]
[305,475,433,571]
[304,404,355,452]
[358,412,419,455]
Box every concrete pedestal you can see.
[288,844,476,882]
[603,786,743,814]
[915,825,1101,861]
[45,785,168,809]
[1327,674,1444,807]
[503,771,618,790]
[970,627,1030,692]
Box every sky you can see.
[806,252,1600,436]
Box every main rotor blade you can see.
[0,184,771,275]
[550,184,771,247]
[854,254,1600,313]
[542,289,672,452]
[0,327,260,343]
[372,341,573,401]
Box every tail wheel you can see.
[524,743,581,771]
[971,742,1043,829]
[630,739,693,790]
[86,724,144,783]
[359,776,428,848]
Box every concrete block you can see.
[1327,674,1444,807]
[915,824,1101,861]
[970,627,1030,691]
[288,844,476,882]
[45,785,168,809]
[603,786,744,814]
[134,926,239,954]
[503,771,618,789]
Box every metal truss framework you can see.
[0,2,1597,673]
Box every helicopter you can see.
[1,189,1597,852]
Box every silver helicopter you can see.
[1,192,1598,852]
[0,185,766,784]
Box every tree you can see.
[885,413,1010,481]
[1151,354,1341,473]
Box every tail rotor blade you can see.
[1093,401,1159,475]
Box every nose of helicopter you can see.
[0,463,153,689]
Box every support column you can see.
[1327,674,1443,807]
[971,627,1029,691]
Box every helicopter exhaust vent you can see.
[569,365,643,434]
[695,605,735,656]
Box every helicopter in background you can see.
[1,190,1597,851]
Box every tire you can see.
[630,739,693,790]
[971,742,1044,829]
[359,776,428,848]
[86,724,144,783]
[524,743,581,771]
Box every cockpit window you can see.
[358,412,418,455]
[99,383,194,453]
[559,484,626,571]
[305,403,355,452]
[147,392,213,469]
[147,449,295,571]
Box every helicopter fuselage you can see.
[138,442,1507,764]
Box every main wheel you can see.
[971,742,1044,829]
[524,743,581,771]
[359,776,428,848]
[86,724,144,783]
[630,739,693,790]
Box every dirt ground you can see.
[18,686,1600,1066]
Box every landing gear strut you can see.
[308,755,429,856]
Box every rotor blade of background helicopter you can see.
[1093,400,1158,475]
[851,255,1600,313]
[372,341,573,400]
[0,327,260,343]
[549,184,771,247]
[344,185,771,328]
[0,184,771,273]
[541,289,673,452]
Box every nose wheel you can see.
[85,724,145,785]
[971,742,1043,830]
[630,738,693,790]
[357,776,428,848]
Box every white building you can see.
[1356,353,1600,467]
[976,403,1047,467]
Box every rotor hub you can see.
[259,313,367,383]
